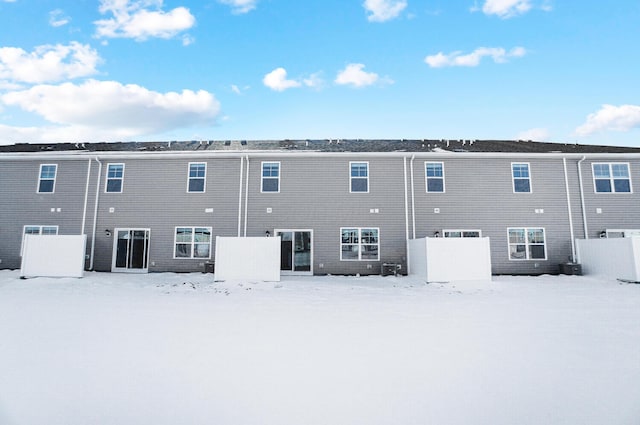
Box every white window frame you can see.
[592,163,632,193]
[507,227,547,261]
[340,227,380,261]
[605,229,640,238]
[37,164,57,193]
[443,229,482,238]
[187,162,207,193]
[511,162,532,193]
[261,161,280,193]
[350,161,369,193]
[425,162,445,193]
[105,163,125,193]
[22,225,59,256]
[173,227,212,259]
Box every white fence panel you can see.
[20,235,86,278]
[576,238,640,281]
[409,237,492,282]
[214,237,281,282]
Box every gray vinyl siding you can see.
[244,156,408,275]
[0,159,90,269]
[410,157,574,274]
[579,159,640,238]
[91,158,242,272]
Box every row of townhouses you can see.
[1,139,639,276]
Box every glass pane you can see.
[25,226,41,234]
[189,164,206,177]
[427,178,444,192]
[194,228,211,242]
[351,178,368,192]
[106,179,122,192]
[444,231,461,238]
[593,164,610,178]
[341,229,358,244]
[509,229,525,243]
[509,244,527,259]
[263,163,279,177]
[176,228,192,243]
[40,165,56,178]
[612,164,629,178]
[262,178,279,192]
[294,232,311,271]
[341,245,359,260]
[463,231,480,238]
[528,229,545,243]
[188,178,205,192]
[595,179,611,193]
[362,245,379,260]
[529,245,546,259]
[108,164,123,178]
[42,227,58,235]
[194,243,210,258]
[39,180,54,193]
[614,179,631,193]
[512,164,529,178]
[514,179,530,193]
[361,229,378,244]
[351,163,368,177]
[426,163,443,177]
[175,244,191,258]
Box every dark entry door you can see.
[112,228,150,272]
[276,230,312,275]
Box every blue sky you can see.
[0,0,639,146]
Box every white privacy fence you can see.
[20,235,87,278]
[214,236,281,281]
[576,238,640,282]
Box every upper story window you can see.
[37,164,57,193]
[508,227,546,261]
[261,162,280,193]
[174,227,212,259]
[340,227,379,261]
[350,162,369,193]
[593,163,632,193]
[512,163,531,193]
[425,162,445,192]
[187,163,206,193]
[106,163,124,193]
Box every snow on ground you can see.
[0,270,639,425]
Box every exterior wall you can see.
[409,157,574,274]
[244,156,408,275]
[0,159,90,269]
[2,151,640,276]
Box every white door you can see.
[112,228,150,273]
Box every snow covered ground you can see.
[0,270,639,425]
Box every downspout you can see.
[563,158,576,262]
[403,157,410,273]
[577,156,589,239]
[410,155,416,239]
[81,159,92,235]
[237,156,244,237]
[243,155,250,237]
[89,157,102,270]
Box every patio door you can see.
[276,230,313,275]
[112,228,150,273]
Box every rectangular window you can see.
[350,162,369,193]
[261,162,280,193]
[425,162,445,192]
[443,229,481,238]
[593,163,632,193]
[512,163,531,193]
[508,228,546,260]
[187,163,206,193]
[340,227,379,261]
[38,164,57,193]
[174,227,212,259]
[22,225,58,255]
[106,163,124,193]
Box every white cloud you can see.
[263,68,302,92]
[425,46,526,68]
[0,79,220,141]
[302,72,325,90]
[474,0,552,18]
[363,0,407,22]
[0,42,101,84]
[574,104,640,137]
[218,0,258,14]
[516,127,550,141]
[335,63,391,88]
[49,9,71,27]
[95,0,195,41]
